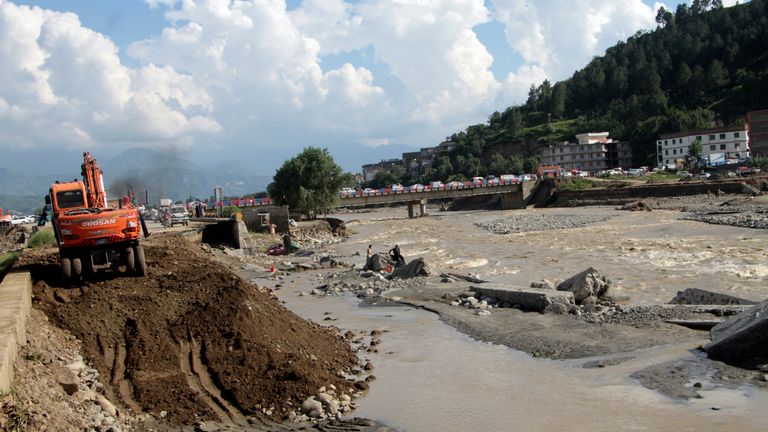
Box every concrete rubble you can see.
[669,288,757,306]
[704,298,768,368]
[468,284,575,314]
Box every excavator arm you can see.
[81,152,107,208]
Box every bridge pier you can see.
[407,199,427,218]
[500,190,525,210]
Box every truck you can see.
[46,152,149,281]
[0,208,11,226]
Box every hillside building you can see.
[748,110,768,156]
[540,132,632,171]
[656,125,749,168]
[362,159,405,182]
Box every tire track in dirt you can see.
[179,330,248,427]
[111,343,142,413]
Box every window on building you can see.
[657,141,662,145]
[735,142,741,148]
[710,145,716,151]
[665,150,669,155]
[673,149,677,155]
[657,146,662,151]
[720,144,726,150]
[709,135,715,140]
[696,136,702,141]
[664,140,668,145]
[658,155,663,162]
[719,133,726,139]
[734,132,740,138]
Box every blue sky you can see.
[0,0,740,173]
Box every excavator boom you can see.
[81,152,107,208]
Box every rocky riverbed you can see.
[475,213,613,234]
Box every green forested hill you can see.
[423,0,768,183]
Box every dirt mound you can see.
[22,234,358,425]
[0,225,30,253]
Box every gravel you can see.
[475,214,613,234]
[682,213,768,229]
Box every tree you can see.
[685,137,703,172]
[706,59,730,88]
[369,171,398,189]
[655,6,674,26]
[508,109,523,132]
[550,82,566,118]
[488,153,510,176]
[267,147,347,219]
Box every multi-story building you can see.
[748,110,768,156]
[540,132,632,172]
[656,125,749,168]
[362,159,405,182]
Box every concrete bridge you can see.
[339,181,537,218]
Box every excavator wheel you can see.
[60,256,72,281]
[133,244,146,276]
[71,257,83,281]
[124,247,135,273]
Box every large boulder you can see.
[556,267,614,304]
[364,253,389,272]
[704,299,768,368]
[389,258,430,279]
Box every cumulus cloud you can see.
[491,0,659,102]
[0,0,218,151]
[2,0,737,168]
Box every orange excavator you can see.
[45,152,149,281]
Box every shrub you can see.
[0,252,20,275]
[28,230,56,249]
[220,205,242,218]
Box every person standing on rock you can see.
[367,245,373,259]
[389,244,405,268]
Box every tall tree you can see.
[550,82,566,118]
[656,6,674,26]
[267,147,347,219]
[686,137,703,172]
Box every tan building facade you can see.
[541,132,632,172]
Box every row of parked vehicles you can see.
[339,174,537,198]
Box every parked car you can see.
[677,171,693,179]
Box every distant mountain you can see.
[0,148,272,212]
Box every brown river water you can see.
[270,205,768,432]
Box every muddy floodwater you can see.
[272,205,768,432]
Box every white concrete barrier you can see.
[0,272,32,392]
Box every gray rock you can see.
[389,258,430,279]
[705,299,768,368]
[530,279,555,290]
[557,267,614,303]
[669,288,756,306]
[301,397,323,414]
[364,253,389,272]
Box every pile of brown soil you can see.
[21,234,358,425]
[0,225,29,253]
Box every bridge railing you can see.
[339,178,532,199]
